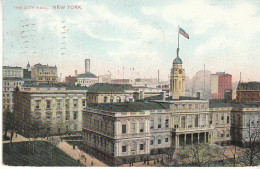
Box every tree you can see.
[238,114,260,166]
[3,108,15,143]
[231,112,260,166]
[175,143,219,166]
[27,118,43,154]
[49,136,61,159]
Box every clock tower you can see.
[170,48,185,99]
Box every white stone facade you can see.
[14,85,87,136]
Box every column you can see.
[198,133,200,143]
[184,134,187,145]
[204,132,206,143]
[191,133,193,145]
[210,132,213,144]
[176,135,179,148]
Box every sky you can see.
[3,0,260,82]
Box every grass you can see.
[3,141,84,166]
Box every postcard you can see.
[2,0,260,167]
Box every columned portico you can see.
[173,131,213,148]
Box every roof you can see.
[3,66,22,69]
[209,100,260,108]
[77,72,97,78]
[237,81,260,90]
[88,102,170,112]
[173,56,182,64]
[144,95,202,101]
[87,83,134,93]
[3,77,23,81]
[65,85,88,90]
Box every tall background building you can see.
[31,63,58,84]
[210,72,232,99]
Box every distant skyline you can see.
[3,0,260,82]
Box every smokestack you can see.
[85,59,90,73]
[75,70,78,76]
[158,69,160,83]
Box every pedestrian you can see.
[154,159,156,165]
[91,161,93,166]
[85,157,87,163]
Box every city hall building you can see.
[82,53,216,165]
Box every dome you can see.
[173,56,182,64]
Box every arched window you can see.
[110,97,114,103]
[117,96,121,103]
[104,96,108,103]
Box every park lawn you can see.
[3,141,84,166]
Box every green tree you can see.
[3,108,15,142]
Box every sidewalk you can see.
[57,141,107,167]
[3,132,28,143]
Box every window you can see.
[46,112,51,122]
[35,112,41,119]
[104,96,108,103]
[188,115,193,128]
[158,118,162,128]
[189,104,192,109]
[139,122,144,133]
[66,111,70,120]
[46,100,51,109]
[221,115,224,121]
[110,97,114,103]
[56,112,62,122]
[165,138,169,142]
[165,119,169,128]
[35,100,41,109]
[140,144,144,150]
[150,119,154,129]
[117,96,121,103]
[56,99,62,108]
[181,116,186,128]
[131,123,136,133]
[65,99,70,108]
[158,139,161,144]
[174,117,179,128]
[82,100,86,107]
[122,146,127,152]
[73,99,78,107]
[122,125,127,134]
[150,140,154,145]
[73,112,78,120]
[195,115,199,127]
[227,116,230,124]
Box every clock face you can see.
[179,69,182,74]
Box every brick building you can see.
[236,81,260,103]
[210,72,232,99]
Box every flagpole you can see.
[177,25,179,57]
[178,25,180,49]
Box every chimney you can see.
[85,59,90,73]
[75,70,78,76]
